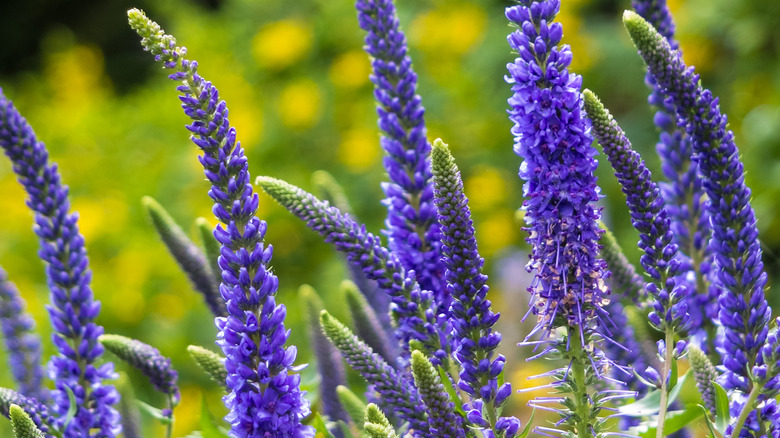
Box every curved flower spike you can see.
[128,9,313,437]
[0,89,120,438]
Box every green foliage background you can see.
[0,0,778,436]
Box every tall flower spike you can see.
[0,89,120,437]
[430,139,520,437]
[582,90,689,334]
[320,311,432,437]
[300,285,349,430]
[598,223,646,305]
[583,89,690,436]
[688,345,718,416]
[142,197,226,317]
[343,280,397,365]
[0,268,47,402]
[128,9,313,437]
[506,2,617,435]
[632,0,714,338]
[256,176,449,365]
[355,0,444,308]
[623,11,772,434]
[99,334,180,403]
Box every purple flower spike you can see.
[99,334,180,403]
[0,267,47,402]
[128,9,313,437]
[0,90,120,437]
[0,388,53,434]
[256,176,449,366]
[582,89,690,335]
[355,0,445,310]
[632,0,714,338]
[506,2,623,435]
[506,0,608,353]
[623,10,772,434]
[430,140,519,437]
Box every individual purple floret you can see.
[0,267,47,402]
[632,0,714,337]
[623,10,772,434]
[0,89,120,437]
[128,9,313,437]
[355,0,445,309]
[256,176,449,366]
[430,140,519,437]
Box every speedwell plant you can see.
[0,0,778,437]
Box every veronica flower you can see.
[355,0,444,307]
[632,0,714,338]
[320,311,431,437]
[99,335,180,404]
[128,9,313,436]
[256,176,449,365]
[506,1,617,435]
[624,12,773,435]
[0,388,52,435]
[430,140,519,437]
[0,89,120,437]
[0,268,47,402]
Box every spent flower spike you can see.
[128,8,313,437]
[0,89,120,437]
[506,1,619,435]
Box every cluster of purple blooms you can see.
[0,0,778,437]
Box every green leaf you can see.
[435,365,466,417]
[667,370,691,405]
[669,357,679,390]
[308,412,336,438]
[634,404,704,437]
[517,409,535,438]
[136,400,172,424]
[698,404,721,438]
[712,381,730,434]
[199,396,228,438]
[63,386,78,429]
[619,370,691,417]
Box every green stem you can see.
[165,394,174,438]
[656,330,674,438]
[730,385,761,438]
[569,326,594,438]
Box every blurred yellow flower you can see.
[45,43,108,114]
[338,127,380,171]
[277,79,322,130]
[251,20,312,70]
[475,210,516,256]
[150,293,186,321]
[410,3,486,56]
[465,166,507,211]
[329,50,371,89]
